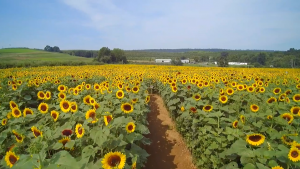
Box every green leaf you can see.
[268,160,278,167]
[65,140,75,149]
[24,95,32,100]
[256,163,270,169]
[52,142,63,150]
[243,163,256,169]
[82,145,96,158]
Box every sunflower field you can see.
[0,65,300,169]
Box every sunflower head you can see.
[267,97,277,104]
[5,151,19,168]
[190,107,197,113]
[70,102,78,113]
[267,115,273,120]
[58,85,67,92]
[126,122,136,133]
[45,91,51,100]
[273,87,281,94]
[288,147,300,162]
[51,110,59,122]
[31,126,43,138]
[86,109,98,123]
[281,113,294,124]
[226,88,234,95]
[37,91,45,99]
[23,108,33,117]
[38,102,48,114]
[2,118,7,126]
[9,101,18,110]
[104,115,113,126]
[219,95,228,104]
[203,105,213,112]
[12,107,22,118]
[116,90,125,99]
[145,96,150,104]
[250,104,259,112]
[271,166,284,169]
[101,152,126,169]
[58,92,66,100]
[247,86,254,92]
[121,103,133,114]
[132,86,139,93]
[75,124,85,138]
[290,106,300,116]
[246,133,265,146]
[62,129,73,137]
[232,120,238,128]
[60,100,71,113]
[293,94,300,102]
[171,86,177,93]
[59,137,71,146]
[193,94,201,101]
[93,103,100,110]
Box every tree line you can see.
[44,45,61,53]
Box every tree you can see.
[44,45,51,51]
[218,52,229,67]
[257,52,267,65]
[44,45,60,53]
[95,47,128,64]
[53,46,61,52]
[96,47,111,61]
[171,58,183,66]
[111,48,125,63]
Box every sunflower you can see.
[267,97,277,104]
[226,88,234,95]
[286,97,291,103]
[101,151,126,169]
[193,94,201,101]
[83,95,91,105]
[171,86,178,93]
[181,79,187,84]
[250,104,259,112]
[9,101,18,110]
[288,147,300,162]
[58,92,66,100]
[273,88,281,95]
[203,105,213,112]
[292,142,300,151]
[267,115,273,120]
[70,102,78,113]
[62,129,73,137]
[219,95,228,104]
[75,124,85,138]
[246,133,265,146]
[132,162,136,169]
[45,91,51,100]
[125,122,136,134]
[259,87,265,93]
[38,102,48,114]
[281,113,294,124]
[12,84,17,90]
[132,86,139,93]
[94,84,100,91]
[237,84,244,91]
[131,98,138,104]
[2,118,7,126]
[121,103,133,114]
[145,95,150,104]
[291,106,300,116]
[86,109,98,123]
[271,166,284,169]
[232,120,238,128]
[285,89,292,95]
[60,100,71,113]
[85,84,91,90]
[93,103,100,110]
[73,88,79,95]
[23,108,33,117]
[12,107,22,118]
[5,151,19,168]
[89,97,96,105]
[58,85,67,92]
[293,94,300,102]
[281,134,295,145]
[117,83,124,90]
[59,137,70,146]
[104,115,113,126]
[51,110,59,122]
[31,126,43,138]
[37,91,45,99]
[181,106,185,112]
[116,90,124,99]
[12,130,24,143]
[240,115,245,124]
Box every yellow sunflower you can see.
[23,108,33,117]
[271,166,283,169]
[70,102,78,113]
[293,94,300,102]
[58,92,66,100]
[93,103,100,110]
[59,137,70,147]
[250,104,259,112]
[116,90,124,99]
[38,102,48,114]
[104,115,113,126]
[193,94,201,101]
[132,161,136,169]
[12,107,22,118]
[12,130,24,143]
[45,91,51,100]
[132,86,139,93]
[240,115,245,124]
[273,87,281,95]
[89,97,96,105]
[60,100,71,113]
[226,88,234,95]
[83,95,91,105]
[219,95,228,104]
[131,98,138,104]
[126,122,136,133]
[181,106,185,112]
[291,106,300,116]
[259,87,265,93]
[267,115,273,120]
[121,103,133,114]
[237,84,244,91]
[51,110,59,122]
[288,147,300,162]
[86,109,98,123]
[37,91,45,99]
[58,85,67,92]
[2,118,7,126]
[246,133,265,146]
[247,86,254,92]
[31,126,43,138]
[145,95,150,104]
[5,151,19,168]
[171,86,178,93]
[281,113,294,124]
[203,105,213,112]
[9,101,18,110]
[85,84,91,90]
[232,120,238,128]
[101,151,126,169]
[75,124,85,138]
[267,97,277,104]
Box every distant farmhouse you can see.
[155,58,190,64]
[181,59,189,63]
[214,62,248,65]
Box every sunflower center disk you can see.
[249,135,262,142]
[124,105,131,111]
[128,125,133,130]
[34,130,41,137]
[9,155,17,164]
[291,151,299,158]
[63,103,69,109]
[41,105,47,111]
[108,155,121,167]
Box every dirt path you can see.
[144,95,196,169]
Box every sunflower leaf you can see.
[243,163,256,169]
[24,95,32,100]
[256,163,269,169]
[267,160,278,167]
[65,140,75,149]
[53,142,63,150]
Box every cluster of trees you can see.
[95,47,128,64]
[44,45,61,53]
[63,50,97,58]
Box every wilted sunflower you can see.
[58,92,66,100]
[51,110,59,122]
[240,115,245,124]
[38,102,48,114]
[219,95,228,104]
[193,94,201,101]
[145,95,150,104]
[60,100,71,113]
[12,107,22,118]
[83,95,91,105]
[101,151,126,169]
[121,103,134,113]
[31,126,43,138]
[226,88,234,95]
[5,151,19,168]
[2,118,7,126]
[250,104,259,112]
[70,102,78,113]
[116,90,124,99]
[291,106,300,116]
[9,101,18,110]
[58,85,67,92]
[23,108,33,117]
[104,114,113,126]
[62,129,73,137]
[281,113,294,124]
[59,137,70,146]
[267,97,277,104]
[273,87,281,95]
[75,124,84,138]
[246,133,265,146]
[37,91,45,99]
[271,166,283,169]
[293,94,300,102]
[288,147,300,162]
[232,120,238,128]
[203,105,213,112]
[126,122,136,133]
[86,109,98,123]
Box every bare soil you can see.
[143,95,196,169]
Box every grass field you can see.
[0,48,93,63]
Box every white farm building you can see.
[155,59,172,63]
[181,59,189,63]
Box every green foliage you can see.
[95,47,128,64]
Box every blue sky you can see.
[0,0,299,50]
